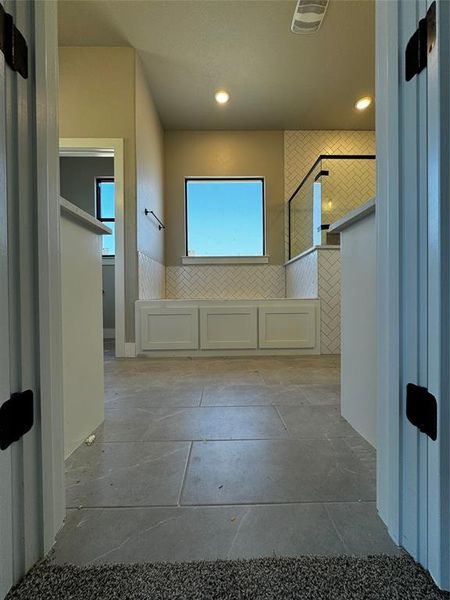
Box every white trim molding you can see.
[59,138,126,358]
[182,255,269,265]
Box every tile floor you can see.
[52,346,400,564]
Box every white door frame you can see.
[59,138,126,358]
[35,0,66,553]
[376,0,450,590]
[426,0,450,587]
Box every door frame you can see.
[59,138,126,358]
[376,0,450,590]
[35,0,66,553]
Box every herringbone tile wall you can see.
[286,247,341,354]
[138,251,166,299]
[286,251,318,299]
[284,130,376,259]
[321,158,376,226]
[166,265,286,299]
[318,249,341,354]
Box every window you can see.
[96,177,115,256]
[185,178,265,257]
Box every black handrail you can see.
[144,208,166,230]
[288,154,376,259]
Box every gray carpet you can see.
[6,555,450,600]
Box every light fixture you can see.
[355,96,372,111]
[215,90,230,105]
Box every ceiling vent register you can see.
[291,0,329,34]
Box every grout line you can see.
[65,500,377,511]
[323,502,351,554]
[177,442,193,506]
[273,405,289,432]
[80,434,362,444]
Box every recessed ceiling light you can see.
[355,96,372,111]
[215,90,230,105]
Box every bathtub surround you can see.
[165,265,285,300]
[286,246,341,355]
[136,299,319,356]
[138,252,165,299]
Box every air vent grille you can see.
[291,0,329,34]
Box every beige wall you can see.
[164,131,285,266]
[135,56,165,267]
[59,47,165,338]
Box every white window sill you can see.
[182,256,269,265]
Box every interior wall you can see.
[59,46,137,340]
[59,157,113,216]
[135,55,165,299]
[59,157,115,332]
[163,131,285,299]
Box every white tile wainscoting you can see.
[286,246,341,355]
[165,265,286,300]
[135,299,320,357]
[137,253,340,355]
[138,251,166,299]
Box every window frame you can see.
[184,176,266,259]
[95,176,115,257]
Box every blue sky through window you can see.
[186,179,264,257]
[97,179,115,256]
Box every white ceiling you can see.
[58,0,375,131]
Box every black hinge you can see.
[406,383,437,441]
[0,2,28,79]
[0,390,34,451]
[405,1,436,81]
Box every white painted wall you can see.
[339,212,376,447]
[61,211,105,458]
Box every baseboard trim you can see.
[125,342,136,357]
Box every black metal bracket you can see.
[314,170,329,182]
[0,2,28,79]
[0,390,34,451]
[144,208,166,230]
[406,383,437,441]
[405,1,436,81]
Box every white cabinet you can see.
[136,299,320,355]
[258,304,317,349]
[139,306,199,350]
[200,306,257,349]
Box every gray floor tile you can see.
[201,384,309,407]
[105,385,203,409]
[181,439,375,505]
[66,441,190,507]
[261,367,341,385]
[277,405,356,439]
[58,352,386,564]
[94,407,153,441]
[325,502,402,555]
[300,384,341,405]
[140,406,289,441]
[52,503,346,565]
